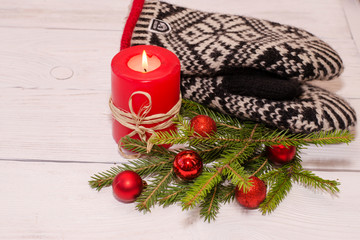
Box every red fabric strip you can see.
[120,0,145,51]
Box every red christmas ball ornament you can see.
[173,150,203,180]
[235,176,267,209]
[112,170,143,203]
[266,145,296,165]
[190,115,217,137]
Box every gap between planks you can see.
[1,158,360,173]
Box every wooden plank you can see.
[0,0,352,40]
[170,0,352,40]
[0,28,119,91]
[0,89,121,163]
[0,88,359,170]
[0,0,129,30]
[1,27,359,97]
[0,161,359,240]
[343,0,360,51]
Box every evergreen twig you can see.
[136,168,174,212]
[89,99,353,222]
[199,185,221,222]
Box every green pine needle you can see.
[89,99,353,222]
[159,184,187,207]
[291,169,340,193]
[199,185,221,222]
[222,161,251,191]
[219,184,236,204]
[259,171,293,215]
[89,166,122,191]
[182,171,223,210]
[121,136,172,156]
[136,168,174,212]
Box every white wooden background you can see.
[1,0,360,239]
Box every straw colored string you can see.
[109,91,181,157]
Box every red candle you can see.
[111,45,181,146]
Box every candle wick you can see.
[144,68,147,73]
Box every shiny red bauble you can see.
[112,170,143,203]
[235,176,267,209]
[190,115,217,137]
[266,145,296,165]
[173,150,203,180]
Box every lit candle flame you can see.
[142,50,148,72]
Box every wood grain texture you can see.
[0,28,118,91]
[1,28,359,96]
[0,87,359,169]
[343,0,360,51]
[0,0,129,30]
[1,0,360,239]
[0,161,359,240]
[0,0,352,39]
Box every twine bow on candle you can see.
[109,91,182,155]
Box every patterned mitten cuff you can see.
[181,76,356,133]
[122,0,344,81]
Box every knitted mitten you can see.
[122,0,344,81]
[120,0,356,132]
[181,77,356,133]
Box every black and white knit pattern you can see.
[131,0,343,81]
[126,0,356,133]
[181,76,356,133]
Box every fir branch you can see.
[260,168,282,185]
[222,162,250,190]
[219,184,236,204]
[151,130,190,145]
[259,171,293,215]
[89,99,353,221]
[172,129,354,147]
[151,128,351,148]
[199,183,237,222]
[199,185,221,222]
[216,123,259,165]
[260,154,302,185]
[251,158,269,177]
[120,157,172,178]
[217,122,242,131]
[246,152,263,163]
[159,186,186,207]
[242,152,270,176]
[122,136,175,156]
[196,143,228,163]
[89,166,123,191]
[185,141,230,164]
[136,168,174,212]
[291,169,340,193]
[259,130,354,146]
[182,170,223,210]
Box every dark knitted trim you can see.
[181,77,356,133]
[221,68,302,100]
